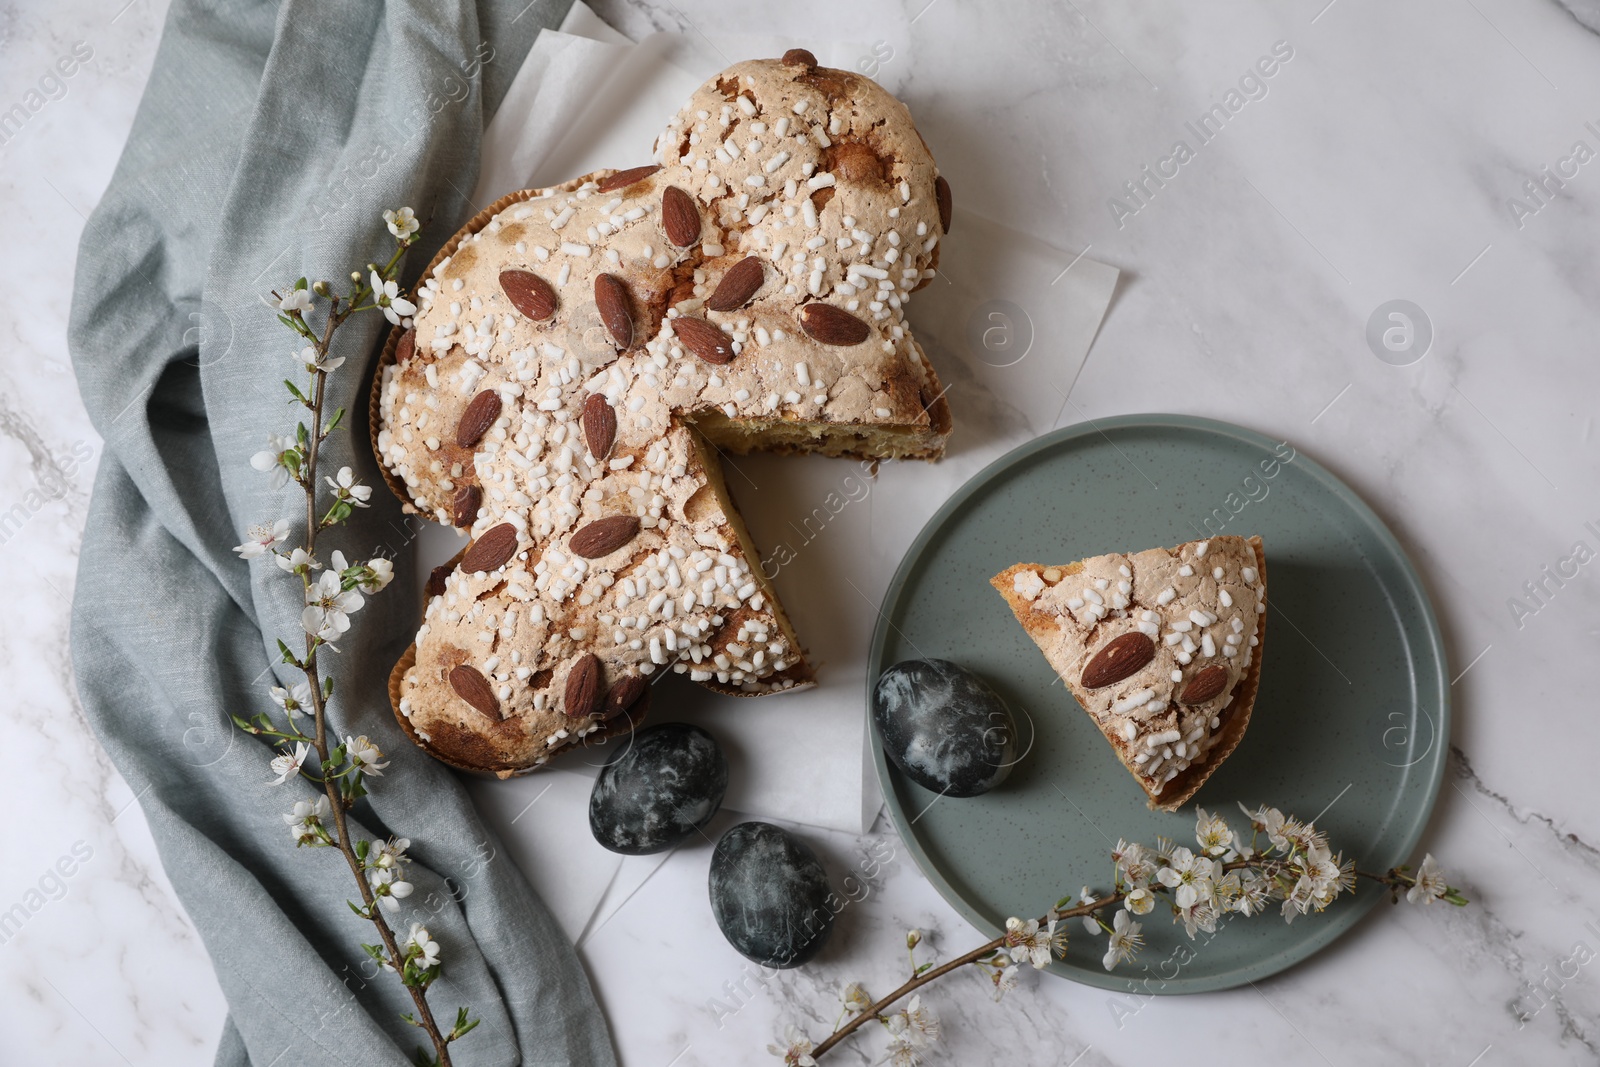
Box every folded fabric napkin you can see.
[66,1,619,1064]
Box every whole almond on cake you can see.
[990,536,1266,811]
[373,55,954,776]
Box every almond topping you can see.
[661,185,702,248]
[706,256,764,312]
[597,165,661,193]
[498,269,557,320]
[570,515,641,558]
[799,303,870,346]
[449,665,501,722]
[594,272,633,348]
[460,523,518,573]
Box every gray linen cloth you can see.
[67,1,617,1064]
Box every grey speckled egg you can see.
[873,659,1019,797]
[589,723,728,855]
[709,822,834,968]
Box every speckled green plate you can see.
[868,414,1448,993]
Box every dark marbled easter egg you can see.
[589,722,728,855]
[872,658,1019,797]
[708,822,834,968]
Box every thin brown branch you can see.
[294,299,454,1067]
[810,861,1431,1061]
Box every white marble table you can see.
[5,0,1600,1063]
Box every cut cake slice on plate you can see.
[990,535,1266,811]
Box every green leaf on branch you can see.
[323,498,354,528]
[323,407,346,436]
[449,1008,480,1042]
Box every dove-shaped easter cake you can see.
[372,51,953,775]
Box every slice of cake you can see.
[990,535,1266,811]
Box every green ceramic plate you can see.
[868,414,1448,993]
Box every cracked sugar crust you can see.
[375,57,952,771]
[992,536,1266,804]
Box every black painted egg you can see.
[589,722,727,855]
[873,658,1019,797]
[708,822,834,968]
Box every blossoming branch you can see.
[774,805,1467,1066]
[233,208,477,1067]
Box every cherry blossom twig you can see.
[781,807,1467,1066]
[235,209,478,1067]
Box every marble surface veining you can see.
[4,0,1600,1063]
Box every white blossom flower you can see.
[326,466,372,506]
[234,518,290,559]
[767,1025,816,1066]
[1195,807,1234,856]
[384,207,419,240]
[1124,886,1155,915]
[268,741,310,785]
[295,344,344,373]
[283,795,329,844]
[270,680,313,718]
[377,878,414,912]
[1078,888,1099,934]
[883,994,939,1053]
[1283,817,1329,857]
[840,981,872,1013]
[1334,853,1358,896]
[275,546,319,574]
[1281,874,1316,923]
[278,288,313,315]
[368,836,410,876]
[1299,843,1345,909]
[1157,846,1217,910]
[1179,897,1220,938]
[360,557,394,593]
[1153,835,1177,864]
[403,921,440,968]
[1407,853,1449,904]
[1213,871,1243,912]
[1231,869,1272,916]
[885,1045,919,1067]
[1114,839,1156,888]
[1004,916,1066,969]
[1102,908,1143,971]
[250,433,296,489]
[345,734,388,777]
[1239,803,1290,851]
[302,569,365,643]
[990,962,1019,1001]
[370,270,418,326]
